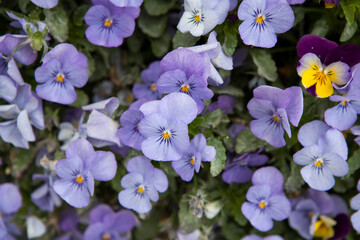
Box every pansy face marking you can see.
[136,184,145,194]
[258,200,267,209]
[157,127,176,145]
[102,233,111,240]
[75,174,84,184]
[104,18,112,27]
[189,9,204,26]
[56,73,64,82]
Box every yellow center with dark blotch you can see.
[125,95,132,102]
[194,14,201,23]
[136,125,139,130]
[256,15,264,24]
[162,130,170,139]
[314,158,323,167]
[313,215,336,239]
[341,100,347,106]
[258,200,267,209]
[104,19,112,27]
[324,2,336,8]
[190,156,195,165]
[181,84,189,92]
[56,73,64,82]
[137,185,145,194]
[75,175,84,183]
[273,115,280,122]
[151,84,157,91]
[102,233,111,240]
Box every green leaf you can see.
[10,147,37,177]
[138,11,167,38]
[223,24,238,56]
[208,137,226,177]
[126,30,144,53]
[340,21,358,42]
[44,5,69,42]
[19,0,30,13]
[144,0,176,16]
[333,177,355,193]
[345,149,360,178]
[178,195,201,233]
[285,161,304,193]
[212,85,244,97]
[72,5,90,27]
[249,49,278,82]
[235,129,266,154]
[311,18,330,37]
[341,0,357,25]
[69,90,89,108]
[150,31,171,57]
[222,223,245,240]
[172,30,200,49]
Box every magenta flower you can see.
[118,156,168,213]
[84,0,140,47]
[35,43,88,104]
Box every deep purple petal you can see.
[296,35,338,62]
[325,44,360,67]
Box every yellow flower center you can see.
[256,15,264,24]
[273,115,280,122]
[75,175,84,183]
[181,84,189,92]
[125,95,133,102]
[102,233,111,240]
[341,100,347,105]
[162,130,171,140]
[137,185,145,194]
[136,125,139,130]
[324,3,336,8]
[190,156,195,165]
[258,200,267,209]
[56,73,64,82]
[194,14,201,23]
[151,84,157,91]
[314,158,323,167]
[313,215,336,239]
[104,19,112,27]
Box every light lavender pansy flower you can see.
[118,156,168,213]
[133,61,163,100]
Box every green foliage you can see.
[44,5,69,42]
[223,23,239,56]
[235,129,266,154]
[208,137,226,177]
[10,147,37,178]
[150,30,171,57]
[69,90,89,108]
[249,49,278,82]
[340,0,360,25]
[340,21,358,41]
[345,149,360,178]
[144,0,176,16]
[138,11,167,38]
[172,30,200,49]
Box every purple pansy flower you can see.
[351,125,360,146]
[53,139,117,208]
[118,156,168,213]
[177,230,201,240]
[287,0,305,4]
[83,204,137,240]
[138,92,198,161]
[92,80,114,102]
[31,173,61,212]
[222,149,269,184]
[204,95,235,114]
[293,120,348,191]
[35,43,88,104]
[109,0,143,7]
[84,0,140,47]
[324,63,360,130]
[351,180,360,233]
[0,84,44,149]
[117,99,148,151]
[172,133,216,181]
[247,85,303,147]
[241,235,283,240]
[30,0,58,8]
[237,0,294,48]
[55,209,83,240]
[188,31,233,85]
[289,189,350,240]
[296,35,360,98]
[0,183,22,240]
[133,61,163,100]
[177,0,230,36]
[0,34,37,86]
[157,48,213,113]
[241,167,291,232]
